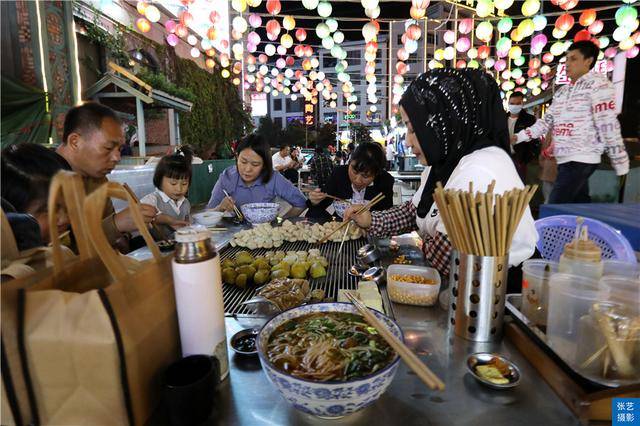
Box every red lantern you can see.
[559,0,578,11]
[529,58,541,69]
[579,9,596,27]
[590,37,600,48]
[259,54,268,63]
[207,26,217,40]
[478,45,491,59]
[555,13,575,32]
[294,45,304,57]
[266,19,281,40]
[396,61,407,74]
[266,0,281,15]
[366,41,378,54]
[516,77,526,85]
[286,56,295,66]
[456,60,466,69]
[588,20,603,35]
[542,52,554,63]
[295,28,307,42]
[209,11,220,24]
[406,24,422,41]
[397,48,409,61]
[574,29,590,42]
[180,10,193,26]
[246,55,256,65]
[527,69,538,78]
[305,45,313,57]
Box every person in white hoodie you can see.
[512,40,629,204]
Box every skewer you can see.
[345,292,445,391]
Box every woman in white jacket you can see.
[344,69,537,278]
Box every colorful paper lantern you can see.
[281,33,293,48]
[559,0,579,11]
[468,60,480,69]
[518,19,535,37]
[508,46,522,59]
[166,34,179,46]
[494,59,507,71]
[317,22,330,39]
[317,2,332,18]
[248,31,260,45]
[190,47,200,58]
[296,28,307,42]
[495,0,514,10]
[333,31,345,44]
[136,17,151,33]
[248,14,262,28]
[231,0,247,12]
[209,11,220,24]
[265,43,276,56]
[604,47,618,58]
[533,15,547,31]
[444,46,455,60]
[434,49,445,60]
[555,14,575,32]
[137,1,148,15]
[144,5,160,23]
[579,9,597,27]
[410,6,426,20]
[322,36,334,49]
[476,0,494,18]
[616,6,638,29]
[456,60,467,69]
[277,45,287,55]
[476,21,493,42]
[266,0,281,15]
[247,0,262,6]
[302,0,319,9]
[456,37,471,52]
[531,34,547,54]
[467,48,478,59]
[283,15,296,31]
[327,18,339,32]
[626,45,639,58]
[397,48,409,61]
[407,24,422,41]
[620,37,635,50]
[362,22,378,41]
[542,52,554,63]
[574,29,591,42]
[478,45,491,59]
[180,10,193,26]
[412,0,430,9]
[444,30,456,44]
[165,20,177,33]
[613,27,631,42]
[497,17,513,33]
[598,36,610,48]
[522,0,540,17]
[553,28,567,39]
[459,18,474,34]
[587,19,604,35]
[232,16,248,33]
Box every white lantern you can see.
[302,0,319,9]
[190,47,200,58]
[349,104,357,111]
[188,35,198,46]
[370,105,377,112]
[317,2,332,18]
[444,46,455,60]
[285,68,294,78]
[232,16,248,33]
[365,7,381,19]
[404,39,418,54]
[265,43,276,56]
[327,18,339,33]
[362,22,377,42]
[316,23,330,39]
[144,5,161,23]
[291,94,298,101]
[333,31,345,44]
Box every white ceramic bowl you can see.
[192,210,224,227]
[256,302,402,418]
[332,200,352,218]
[241,202,280,224]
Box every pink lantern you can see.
[542,52,554,63]
[496,48,509,58]
[248,31,260,45]
[588,20,603,35]
[443,30,455,44]
[258,54,268,63]
[247,43,257,53]
[574,30,590,42]
[248,14,262,28]
[494,59,507,71]
[559,0,578,11]
[276,58,286,68]
[165,20,177,33]
[456,37,471,53]
[456,59,467,68]
[531,34,547,55]
[166,34,179,47]
[210,11,220,24]
[305,45,313,57]
[295,28,307,42]
[397,48,409,61]
[246,55,256,65]
[604,47,617,58]
[626,46,639,59]
[527,69,538,78]
[606,60,614,72]
[459,18,473,35]
[541,81,549,90]
[396,61,408,75]
[516,77,526,85]
[406,24,422,41]
[176,24,188,38]
[220,39,229,49]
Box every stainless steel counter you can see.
[205,243,578,426]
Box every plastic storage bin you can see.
[602,260,640,280]
[387,265,441,306]
[521,260,559,327]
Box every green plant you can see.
[314,123,337,148]
[175,58,252,155]
[349,123,372,144]
[83,14,130,66]
[136,68,196,102]
[256,116,282,146]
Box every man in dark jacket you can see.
[507,92,539,182]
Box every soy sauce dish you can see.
[230,328,259,355]
[466,353,521,390]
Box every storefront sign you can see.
[304,99,314,126]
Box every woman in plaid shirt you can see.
[345,69,537,277]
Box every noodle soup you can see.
[266,312,395,382]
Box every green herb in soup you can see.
[266,312,395,381]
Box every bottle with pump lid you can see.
[172,226,229,379]
[558,218,603,281]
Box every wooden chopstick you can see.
[222,189,244,221]
[345,292,446,391]
[318,193,385,243]
[338,221,351,254]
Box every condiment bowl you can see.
[356,244,380,264]
[230,328,259,356]
[241,202,280,224]
[193,210,224,227]
[466,353,521,390]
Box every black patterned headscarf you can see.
[399,69,510,218]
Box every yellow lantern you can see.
[221,69,231,78]
[521,0,540,17]
[247,0,262,6]
[619,37,635,50]
[283,15,296,31]
[231,0,247,12]
[136,18,151,33]
[281,33,294,48]
[495,0,514,10]
[552,28,567,39]
[476,0,494,18]
[510,28,523,42]
[518,19,535,38]
[508,45,522,59]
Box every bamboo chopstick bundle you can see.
[432,181,537,257]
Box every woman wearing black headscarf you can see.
[345,69,536,276]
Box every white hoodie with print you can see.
[515,70,629,176]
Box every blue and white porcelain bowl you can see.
[256,302,402,418]
[332,199,352,218]
[240,202,280,224]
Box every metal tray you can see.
[505,293,627,390]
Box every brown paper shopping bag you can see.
[1,179,179,426]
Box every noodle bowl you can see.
[257,303,402,418]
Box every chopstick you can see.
[432,181,537,257]
[318,193,385,243]
[345,292,446,391]
[123,183,168,240]
[300,188,348,203]
[338,221,351,255]
[222,189,244,221]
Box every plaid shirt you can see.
[309,153,334,191]
[370,200,452,277]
